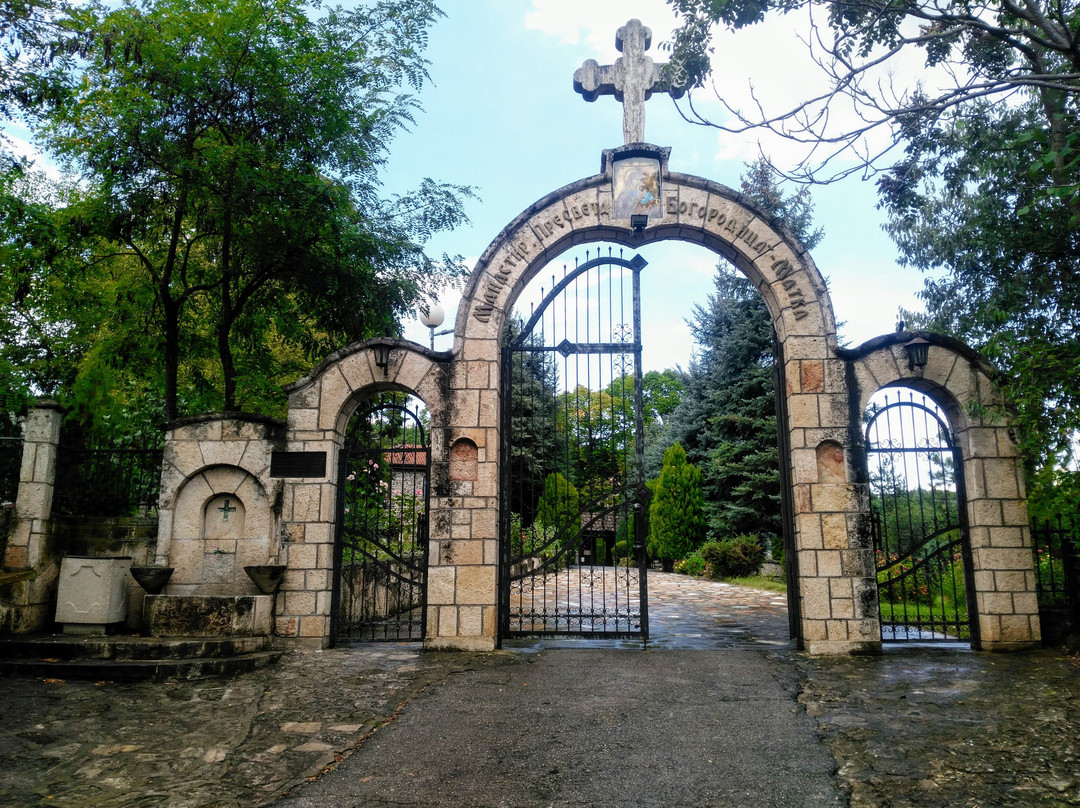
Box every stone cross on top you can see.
[573,19,685,145]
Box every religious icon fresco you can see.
[612,157,662,219]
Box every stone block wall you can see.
[156,414,284,600]
[842,334,1041,650]
[1,402,63,631]
[783,337,880,654]
[278,339,501,650]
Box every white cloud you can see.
[524,0,680,53]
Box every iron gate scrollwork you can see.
[501,251,649,640]
[333,394,430,643]
[865,390,978,643]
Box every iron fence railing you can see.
[1030,517,1080,617]
[0,436,21,505]
[53,445,163,517]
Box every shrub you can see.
[649,443,706,563]
[674,549,707,577]
[702,534,765,578]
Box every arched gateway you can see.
[270,143,1041,654]
[269,19,1040,654]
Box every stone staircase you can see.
[0,634,281,681]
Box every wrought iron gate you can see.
[333,394,429,643]
[865,390,977,643]
[501,251,649,639]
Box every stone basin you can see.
[244,564,286,595]
[130,566,174,595]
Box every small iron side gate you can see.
[501,251,649,640]
[865,390,978,643]
[333,394,430,643]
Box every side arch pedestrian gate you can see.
[333,394,430,643]
[865,390,978,643]
[501,251,649,640]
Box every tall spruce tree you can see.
[654,158,822,548]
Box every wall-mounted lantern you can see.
[373,343,392,377]
[904,337,930,371]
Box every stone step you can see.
[0,634,271,661]
[0,650,282,682]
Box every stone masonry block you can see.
[811,483,859,513]
[822,514,848,550]
[786,394,820,429]
[988,526,1026,547]
[975,547,1032,571]
[479,390,499,429]
[800,361,825,393]
[287,544,317,569]
[971,499,1003,527]
[983,459,1021,500]
[394,350,432,392]
[458,605,483,636]
[800,577,830,620]
[456,565,496,606]
[427,566,455,605]
[825,620,850,640]
[299,616,327,638]
[467,361,490,389]
[471,509,497,540]
[816,550,842,577]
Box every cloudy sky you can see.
[4,0,927,373]
[384,0,924,371]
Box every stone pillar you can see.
[423,334,499,651]
[2,401,64,631]
[785,340,880,654]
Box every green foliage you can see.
[535,472,580,537]
[673,548,707,577]
[5,0,472,428]
[648,443,706,562]
[503,317,564,523]
[884,101,1080,499]
[647,160,818,547]
[509,512,558,559]
[665,0,1080,194]
[701,535,765,578]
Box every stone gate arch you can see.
[443,145,861,653]
[840,332,1041,649]
[272,149,1039,654]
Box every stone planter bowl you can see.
[244,564,287,594]
[130,565,174,595]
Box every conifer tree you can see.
[649,443,706,566]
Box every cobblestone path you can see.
[2,575,1079,807]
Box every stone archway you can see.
[272,147,1039,654]
[841,332,1041,649]
[441,144,867,654]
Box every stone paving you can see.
[0,572,1078,806]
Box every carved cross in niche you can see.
[573,19,685,145]
[218,498,236,522]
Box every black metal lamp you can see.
[904,337,930,371]
[630,214,648,236]
[373,342,392,377]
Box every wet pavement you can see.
[0,572,1077,806]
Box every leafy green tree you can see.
[535,471,580,541]
[651,158,822,545]
[504,317,565,524]
[884,100,1080,512]
[649,442,706,566]
[664,0,1080,211]
[24,0,470,421]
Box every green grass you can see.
[879,600,970,638]
[721,574,787,593]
